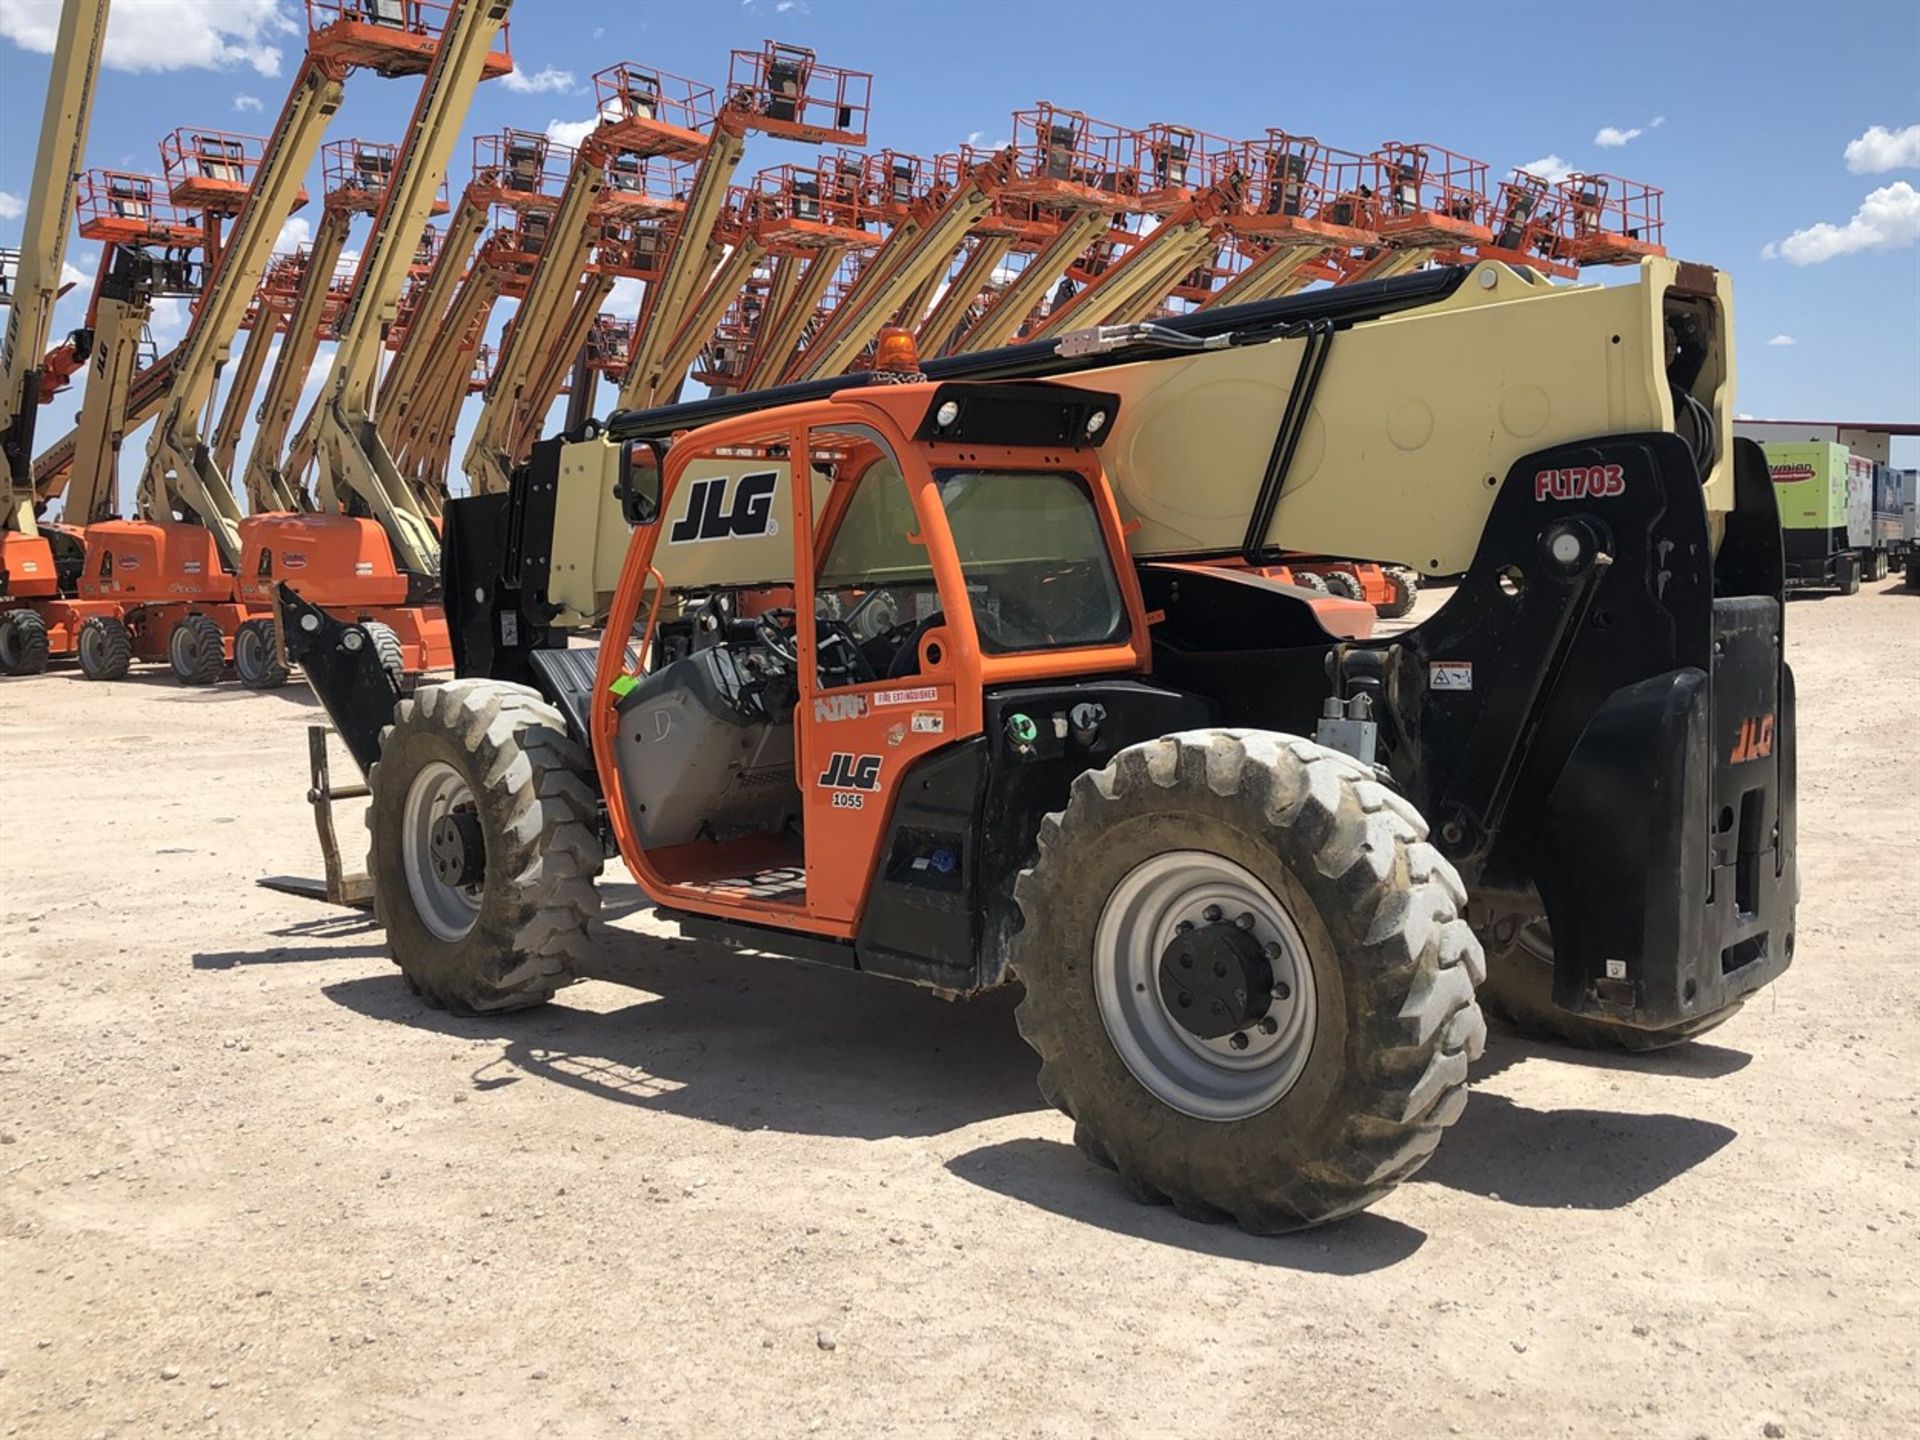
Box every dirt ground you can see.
[2,576,1916,1440]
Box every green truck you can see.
[1762,440,1876,592]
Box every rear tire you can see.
[233,618,290,690]
[1837,554,1861,596]
[1479,921,1738,1052]
[1907,549,1920,590]
[167,613,225,685]
[1293,571,1329,594]
[0,609,51,675]
[1010,730,1486,1232]
[1377,569,1418,619]
[1323,569,1364,601]
[77,615,132,681]
[366,679,602,1014]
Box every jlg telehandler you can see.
[283,255,1797,1231]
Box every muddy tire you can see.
[77,615,132,681]
[359,619,406,679]
[1010,730,1486,1233]
[366,679,601,1014]
[1480,921,1738,1052]
[1377,569,1418,619]
[167,613,225,685]
[0,609,51,675]
[1293,571,1329,594]
[233,618,290,690]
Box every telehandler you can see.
[284,254,1797,1230]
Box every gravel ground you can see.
[2,576,1916,1439]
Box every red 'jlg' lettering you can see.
[1533,464,1627,502]
[1729,714,1775,764]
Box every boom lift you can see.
[462,65,710,497]
[617,43,873,408]
[0,0,111,675]
[245,140,448,515]
[1334,143,1493,286]
[283,248,1794,1232]
[235,0,514,682]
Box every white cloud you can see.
[0,0,295,76]
[233,93,263,112]
[606,276,645,314]
[0,190,23,221]
[1844,123,1920,175]
[1767,334,1797,346]
[1518,154,1574,185]
[1764,181,1920,265]
[1594,125,1642,148]
[300,342,339,394]
[546,117,597,149]
[273,216,311,255]
[501,64,576,95]
[58,260,86,290]
[148,296,188,344]
[1650,116,1666,129]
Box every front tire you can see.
[1479,921,1738,1052]
[367,679,602,1014]
[0,609,51,675]
[167,613,225,685]
[77,615,132,681]
[1010,730,1486,1232]
[1377,568,1418,619]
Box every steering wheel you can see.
[754,608,800,669]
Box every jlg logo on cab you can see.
[1533,464,1626,502]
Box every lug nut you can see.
[1259,1016,1279,1036]
[1263,942,1283,962]
[1235,911,1255,930]
[1203,904,1222,924]
[1213,960,1228,978]
[1175,920,1194,934]
[1178,953,1193,969]
[1273,980,1292,1001]
[1177,992,1192,1008]
[1229,1032,1250,1051]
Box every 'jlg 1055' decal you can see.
[1534,464,1625,502]
[669,472,778,543]
[818,752,882,807]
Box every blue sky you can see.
[2,0,1916,510]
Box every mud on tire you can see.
[1010,729,1487,1232]
[367,679,602,1014]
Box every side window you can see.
[812,429,942,686]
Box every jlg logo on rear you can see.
[668,471,778,544]
[1534,464,1626,502]
[1730,713,1775,764]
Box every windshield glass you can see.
[933,469,1127,654]
[815,458,1127,658]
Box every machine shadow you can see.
[943,1137,1427,1274]
[193,911,385,969]
[321,917,1048,1143]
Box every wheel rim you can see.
[0,622,17,669]
[80,624,104,672]
[168,622,197,674]
[1094,850,1318,1122]
[401,761,483,942]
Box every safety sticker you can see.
[1604,959,1628,980]
[910,711,944,734]
[873,685,938,707]
[1429,661,1473,691]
